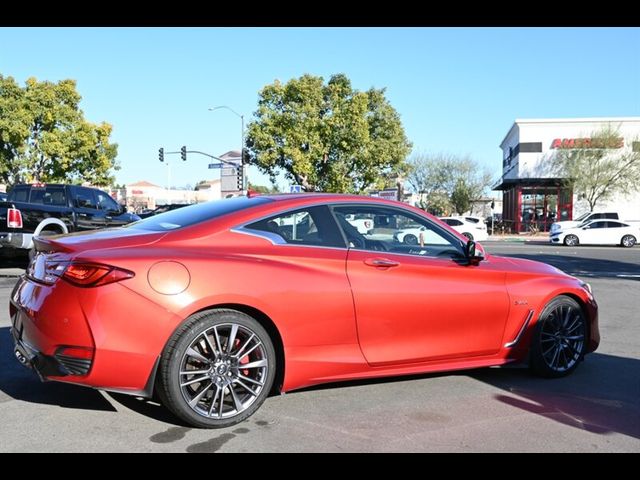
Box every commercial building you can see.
[493,117,640,233]
[115,180,222,213]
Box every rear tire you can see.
[563,234,579,246]
[530,296,587,378]
[621,235,636,248]
[157,309,276,428]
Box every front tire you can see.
[621,235,636,248]
[530,296,587,378]
[564,234,579,246]
[157,309,276,428]
[403,234,418,245]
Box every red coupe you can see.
[10,194,599,428]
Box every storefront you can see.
[493,117,640,233]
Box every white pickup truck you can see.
[550,212,629,234]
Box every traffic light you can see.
[236,167,244,191]
[181,146,187,161]
[241,148,249,166]
[158,148,164,162]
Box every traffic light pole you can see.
[158,147,244,194]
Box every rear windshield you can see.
[127,196,272,231]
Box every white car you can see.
[550,211,620,234]
[439,217,489,241]
[461,216,488,231]
[550,219,638,247]
[345,215,374,234]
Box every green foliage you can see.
[245,74,412,193]
[450,179,472,216]
[424,191,451,216]
[550,126,640,211]
[0,74,118,187]
[408,153,493,215]
[248,183,279,194]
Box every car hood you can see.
[33,227,167,254]
[552,220,580,230]
[487,254,567,277]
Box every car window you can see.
[332,205,464,259]
[29,188,46,204]
[9,187,29,203]
[44,186,67,206]
[587,221,606,229]
[95,191,119,211]
[244,205,345,248]
[465,217,480,223]
[442,218,463,226]
[75,188,97,209]
[607,221,625,228]
[129,196,272,231]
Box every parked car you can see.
[345,214,374,234]
[550,211,621,234]
[0,183,140,256]
[550,219,638,247]
[462,216,488,231]
[439,216,489,241]
[11,194,599,428]
[137,203,190,219]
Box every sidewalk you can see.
[0,268,23,278]
[487,233,549,242]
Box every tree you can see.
[407,153,493,214]
[247,183,279,194]
[0,75,118,187]
[245,74,412,193]
[450,179,472,215]
[549,126,640,211]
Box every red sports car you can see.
[10,194,599,428]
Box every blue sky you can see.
[1,27,638,190]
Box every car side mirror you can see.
[465,240,484,266]
[582,226,588,230]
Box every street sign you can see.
[208,163,223,169]
[290,185,302,193]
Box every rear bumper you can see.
[10,314,71,379]
[0,231,32,250]
[9,274,176,396]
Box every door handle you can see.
[364,257,400,268]
[78,213,88,217]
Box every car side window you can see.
[95,191,119,211]
[10,187,29,203]
[44,187,67,206]
[244,205,345,248]
[332,204,464,259]
[75,188,98,210]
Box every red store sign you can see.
[551,137,624,149]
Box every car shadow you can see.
[104,393,189,427]
[294,352,640,440]
[470,353,640,439]
[0,327,116,412]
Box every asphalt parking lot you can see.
[0,242,638,452]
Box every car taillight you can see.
[62,263,135,287]
[29,258,134,287]
[7,208,22,228]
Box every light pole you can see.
[209,105,246,195]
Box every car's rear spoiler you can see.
[33,236,74,254]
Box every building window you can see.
[518,142,542,153]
